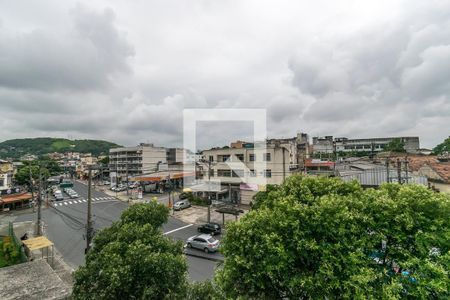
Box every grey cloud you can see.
[0,5,133,91]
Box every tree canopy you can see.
[0,137,121,159]
[433,137,450,155]
[217,176,450,299]
[72,202,187,300]
[385,138,406,152]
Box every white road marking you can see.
[68,201,73,204]
[82,200,87,203]
[74,200,79,204]
[64,202,68,205]
[163,224,193,235]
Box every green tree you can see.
[72,202,187,300]
[433,137,450,155]
[14,164,50,186]
[385,138,406,152]
[99,156,110,165]
[186,280,225,300]
[217,176,450,299]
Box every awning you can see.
[0,193,32,204]
[131,171,195,182]
[22,236,54,251]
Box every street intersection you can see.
[12,180,218,281]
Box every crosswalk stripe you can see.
[74,200,79,204]
[82,199,87,203]
[68,201,73,204]
[64,202,68,205]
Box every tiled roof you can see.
[388,155,450,183]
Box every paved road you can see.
[15,180,218,281]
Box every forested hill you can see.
[0,137,122,159]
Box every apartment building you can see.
[109,143,167,183]
[312,136,334,154]
[0,160,13,192]
[201,140,299,205]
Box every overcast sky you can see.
[1,0,449,149]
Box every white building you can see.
[0,160,13,192]
[109,143,167,184]
[201,140,299,205]
[335,136,420,153]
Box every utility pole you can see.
[282,147,286,181]
[37,168,42,236]
[207,160,211,223]
[405,156,409,184]
[86,167,93,253]
[397,158,402,184]
[126,159,129,197]
[385,159,390,183]
[29,165,35,212]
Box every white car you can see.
[174,200,191,211]
[186,234,220,253]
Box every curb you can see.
[183,249,224,262]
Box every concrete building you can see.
[335,136,420,153]
[312,136,420,154]
[109,143,167,184]
[0,159,13,192]
[201,138,301,205]
[312,136,334,154]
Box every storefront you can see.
[0,193,32,212]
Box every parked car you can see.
[54,191,64,201]
[174,200,191,211]
[186,234,220,253]
[197,223,221,235]
[179,192,191,200]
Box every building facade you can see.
[0,160,14,192]
[109,143,167,183]
[312,136,420,154]
[201,139,301,204]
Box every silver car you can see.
[186,234,220,253]
[174,200,191,211]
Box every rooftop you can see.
[0,260,70,300]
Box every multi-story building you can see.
[312,136,334,154]
[312,136,420,154]
[109,143,167,184]
[0,159,14,192]
[335,136,419,153]
[201,139,300,205]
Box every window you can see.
[209,155,214,162]
[232,169,244,177]
[249,169,256,177]
[218,155,231,162]
[264,169,272,178]
[217,169,231,177]
[264,153,271,161]
[235,154,244,161]
[249,154,255,161]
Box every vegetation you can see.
[14,159,61,186]
[0,137,121,159]
[72,202,188,300]
[385,138,406,152]
[433,136,450,155]
[0,240,21,268]
[217,176,450,299]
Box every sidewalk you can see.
[172,205,248,225]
